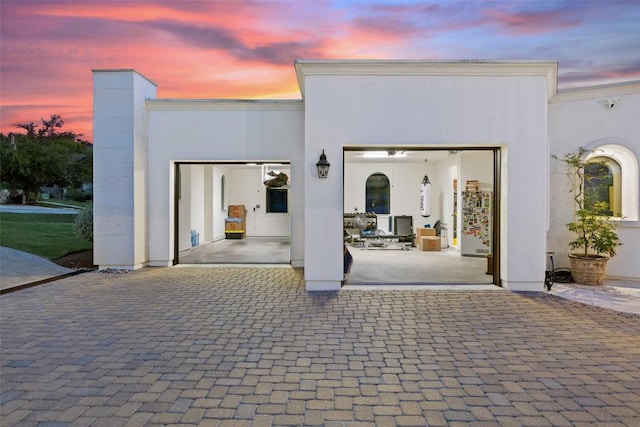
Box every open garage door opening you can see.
[342,147,500,287]
[174,162,291,265]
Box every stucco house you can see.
[93,60,639,292]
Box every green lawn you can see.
[0,213,92,260]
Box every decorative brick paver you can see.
[1,266,639,426]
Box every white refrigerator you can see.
[461,191,492,256]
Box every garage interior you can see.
[177,148,496,286]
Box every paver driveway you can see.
[1,267,639,426]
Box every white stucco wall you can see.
[298,61,555,291]
[146,101,305,267]
[93,70,157,270]
[94,63,636,289]
[549,82,640,280]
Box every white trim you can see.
[305,280,342,291]
[92,69,158,87]
[147,99,303,111]
[552,80,640,103]
[295,59,558,99]
[501,280,544,292]
[148,261,173,267]
[98,262,148,270]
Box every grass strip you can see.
[0,213,92,260]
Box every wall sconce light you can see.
[316,149,330,178]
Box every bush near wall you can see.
[74,203,93,242]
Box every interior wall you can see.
[344,151,493,250]
[433,153,460,248]
[178,164,208,252]
[178,165,192,252]
[460,152,494,190]
[204,165,213,243]
[191,166,205,247]
[212,165,230,242]
[343,161,439,234]
[228,166,291,237]
[178,164,291,252]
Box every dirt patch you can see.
[53,250,96,270]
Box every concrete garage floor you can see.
[180,237,491,286]
[346,245,491,287]
[180,237,291,264]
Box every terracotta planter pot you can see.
[568,254,609,286]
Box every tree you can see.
[553,147,622,258]
[0,115,92,202]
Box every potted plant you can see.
[553,147,622,285]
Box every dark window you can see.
[266,188,288,213]
[585,157,620,216]
[366,173,390,214]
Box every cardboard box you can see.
[418,236,441,251]
[466,180,479,191]
[228,205,247,218]
[416,227,436,237]
[225,219,246,231]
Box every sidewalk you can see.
[0,204,82,291]
[0,203,79,214]
[550,279,640,315]
[0,247,74,292]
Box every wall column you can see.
[93,70,157,270]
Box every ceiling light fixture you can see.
[361,151,407,158]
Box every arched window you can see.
[585,143,639,221]
[585,157,620,216]
[366,173,390,214]
[220,175,226,210]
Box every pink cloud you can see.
[483,8,581,35]
[560,60,640,88]
[0,1,324,140]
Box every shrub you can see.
[67,188,92,202]
[74,203,93,242]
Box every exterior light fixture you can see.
[316,149,330,178]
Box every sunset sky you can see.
[1,0,639,142]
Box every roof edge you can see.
[294,59,558,99]
[92,69,158,87]
[146,98,304,111]
[553,80,640,103]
